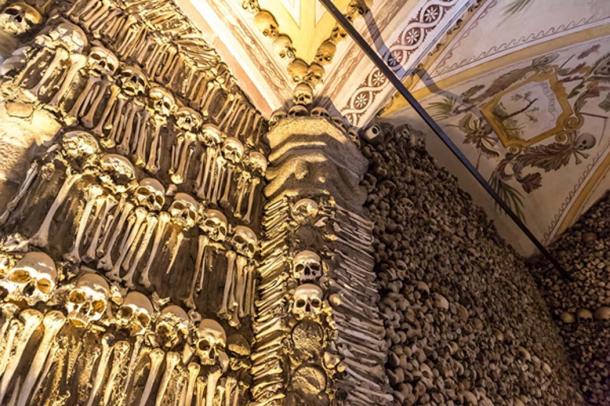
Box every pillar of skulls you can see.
[0,0,392,405]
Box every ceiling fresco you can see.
[379,0,610,253]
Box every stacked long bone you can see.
[0,131,259,329]
[0,250,250,406]
[62,0,265,139]
[0,20,266,225]
[251,194,391,405]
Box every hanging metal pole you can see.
[318,0,569,279]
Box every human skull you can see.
[269,109,287,128]
[99,154,136,194]
[331,24,347,42]
[347,0,368,16]
[0,252,56,305]
[288,58,309,83]
[293,82,313,106]
[176,107,203,133]
[222,137,245,164]
[196,319,227,365]
[88,46,119,77]
[231,226,258,258]
[246,151,267,176]
[332,116,348,132]
[293,251,323,283]
[155,304,190,350]
[311,106,330,120]
[292,284,324,320]
[199,124,224,147]
[61,131,99,161]
[49,21,88,52]
[307,63,325,87]
[290,198,319,223]
[288,104,309,117]
[227,333,251,370]
[254,10,278,38]
[200,209,228,242]
[0,2,42,36]
[575,133,596,150]
[117,291,154,335]
[315,39,336,65]
[169,193,199,229]
[150,86,176,117]
[273,34,295,59]
[134,178,165,211]
[65,272,110,328]
[119,65,148,97]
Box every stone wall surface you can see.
[361,124,584,405]
[531,192,610,405]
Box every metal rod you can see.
[319,0,569,279]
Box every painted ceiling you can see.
[176,0,610,254]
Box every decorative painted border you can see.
[340,0,462,126]
[433,0,609,76]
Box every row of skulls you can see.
[1,16,260,150]
[57,130,260,256]
[0,251,230,365]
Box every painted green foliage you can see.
[427,47,610,221]
[504,0,535,16]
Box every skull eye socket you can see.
[198,340,211,351]
[36,278,53,294]
[138,313,151,328]
[157,324,170,335]
[9,269,30,283]
[92,299,106,313]
[69,290,86,304]
[296,299,306,308]
[119,306,133,319]
[311,298,321,308]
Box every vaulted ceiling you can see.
[177,0,610,254]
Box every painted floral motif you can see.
[427,46,610,221]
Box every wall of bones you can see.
[0,0,394,405]
[360,124,585,405]
[531,193,610,405]
[0,0,269,404]
[0,0,607,405]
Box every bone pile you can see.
[0,251,252,406]
[0,131,259,330]
[361,124,583,404]
[531,192,610,405]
